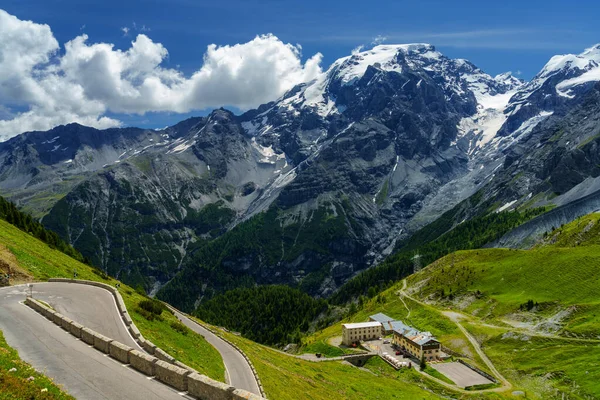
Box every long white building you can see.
[341,321,382,345]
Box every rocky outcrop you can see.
[489,188,600,248]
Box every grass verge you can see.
[0,330,73,400]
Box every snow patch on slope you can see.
[458,85,520,153]
[167,138,194,154]
[497,199,517,213]
[557,67,600,97]
[512,111,554,138]
[251,137,286,164]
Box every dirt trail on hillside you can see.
[400,279,512,391]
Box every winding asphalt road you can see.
[167,305,262,395]
[32,282,142,351]
[0,283,189,400]
[44,280,261,394]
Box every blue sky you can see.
[0,0,598,135]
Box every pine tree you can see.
[419,354,426,371]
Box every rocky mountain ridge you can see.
[1,43,599,307]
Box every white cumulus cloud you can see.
[0,9,323,141]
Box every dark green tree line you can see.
[195,285,328,345]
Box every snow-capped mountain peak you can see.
[494,72,523,89]
[245,43,600,169]
[329,43,439,86]
[496,43,600,143]
[541,43,600,79]
[273,44,442,117]
[513,43,600,101]
[266,43,522,121]
[243,42,532,165]
[554,44,600,98]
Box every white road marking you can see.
[107,288,145,353]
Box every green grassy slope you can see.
[215,323,510,400]
[539,212,600,247]
[465,323,600,399]
[399,213,600,399]
[0,331,73,400]
[0,195,87,265]
[407,246,600,336]
[300,212,600,399]
[0,218,505,399]
[0,218,225,382]
[332,206,547,304]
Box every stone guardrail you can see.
[162,302,267,397]
[36,279,265,400]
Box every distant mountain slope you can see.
[489,188,600,248]
[0,43,599,302]
[465,81,600,239]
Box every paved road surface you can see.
[33,282,142,351]
[0,284,188,400]
[39,280,261,395]
[431,362,494,388]
[168,307,262,395]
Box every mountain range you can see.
[1,43,599,310]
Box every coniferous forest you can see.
[195,285,328,345]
